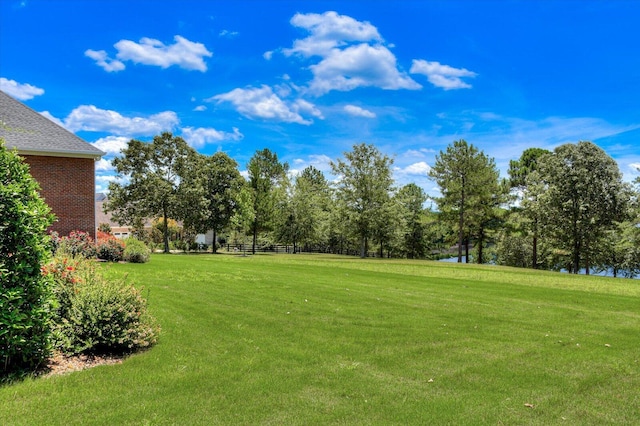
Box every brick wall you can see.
[22,155,96,239]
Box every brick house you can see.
[0,90,104,239]
[95,192,155,239]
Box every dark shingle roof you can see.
[0,90,104,158]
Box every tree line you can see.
[105,132,640,277]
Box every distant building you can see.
[0,90,104,238]
[96,193,214,247]
[95,193,154,239]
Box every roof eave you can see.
[17,148,105,159]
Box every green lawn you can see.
[2,254,639,425]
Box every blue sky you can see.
[2,0,639,196]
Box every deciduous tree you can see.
[537,141,629,274]
[106,132,198,253]
[508,147,551,268]
[180,152,244,252]
[277,166,331,252]
[331,143,394,258]
[395,183,428,259]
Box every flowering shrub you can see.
[123,238,151,263]
[42,256,84,323]
[53,230,96,258]
[52,231,127,262]
[44,254,160,355]
[96,231,125,262]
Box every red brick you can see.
[22,155,96,239]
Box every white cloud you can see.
[401,148,436,159]
[429,111,640,183]
[282,11,419,95]
[399,161,432,175]
[410,60,477,90]
[96,175,119,183]
[92,136,130,155]
[0,78,44,100]
[193,105,207,111]
[310,44,420,94]
[291,154,333,175]
[180,126,243,148]
[88,35,212,72]
[308,154,333,171]
[293,99,324,119]
[344,104,376,118]
[210,85,316,125]
[84,49,125,72]
[95,174,121,193]
[263,51,274,60]
[219,29,239,38]
[63,105,179,135]
[95,158,115,172]
[393,161,435,196]
[285,11,382,58]
[39,111,65,127]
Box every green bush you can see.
[46,254,159,355]
[123,238,151,263]
[0,140,55,378]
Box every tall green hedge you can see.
[0,139,55,378]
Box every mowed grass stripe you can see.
[1,254,638,425]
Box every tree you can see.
[1,140,55,377]
[106,132,198,253]
[508,148,550,189]
[429,140,500,263]
[592,179,640,278]
[395,183,428,259]
[181,152,244,253]
[331,143,394,258]
[229,183,255,254]
[277,166,331,252]
[467,170,507,264]
[508,148,551,268]
[537,141,629,274]
[247,149,289,254]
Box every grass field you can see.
[2,254,639,425]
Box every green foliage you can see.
[395,183,429,259]
[331,143,394,257]
[536,141,630,274]
[45,254,159,355]
[247,148,289,254]
[151,217,180,243]
[429,140,503,263]
[495,232,533,268]
[43,256,83,325]
[106,132,198,253]
[0,140,55,378]
[98,223,112,234]
[123,238,151,263]
[508,147,551,189]
[181,152,244,253]
[277,166,332,251]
